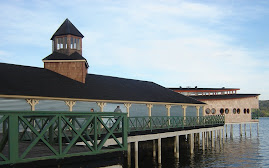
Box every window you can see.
[64,37,67,49]
[244,109,247,114]
[56,37,64,50]
[52,40,54,51]
[71,37,73,49]
[233,108,236,114]
[237,108,240,114]
[77,38,80,50]
[212,108,216,114]
[247,109,250,114]
[206,108,211,114]
[220,108,224,115]
[225,108,229,114]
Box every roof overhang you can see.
[0,94,206,107]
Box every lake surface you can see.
[135,118,267,168]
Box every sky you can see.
[0,0,269,100]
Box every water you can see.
[135,118,268,168]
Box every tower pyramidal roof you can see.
[50,18,84,40]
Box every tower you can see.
[43,19,88,83]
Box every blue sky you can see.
[0,0,269,100]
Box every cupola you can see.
[43,19,88,83]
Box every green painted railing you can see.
[0,111,225,165]
[0,111,128,165]
[128,115,225,132]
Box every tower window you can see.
[64,37,67,49]
[56,37,64,50]
[74,38,77,49]
[71,37,73,49]
[77,39,80,50]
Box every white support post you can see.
[165,105,171,125]
[97,102,106,112]
[158,138,161,164]
[222,128,225,144]
[211,131,214,148]
[240,124,242,137]
[65,101,76,112]
[147,104,153,117]
[230,124,233,139]
[225,124,228,138]
[182,105,187,120]
[202,132,205,150]
[153,139,156,158]
[26,99,39,111]
[206,132,209,147]
[135,141,139,168]
[196,106,200,123]
[26,99,39,138]
[249,123,251,136]
[174,136,179,158]
[190,133,194,154]
[202,106,206,116]
[196,106,200,117]
[124,103,132,117]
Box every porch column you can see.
[147,104,153,116]
[97,102,106,112]
[202,106,206,116]
[124,103,132,117]
[65,101,76,111]
[196,106,200,117]
[182,105,187,120]
[196,106,200,123]
[26,99,39,111]
[165,105,171,125]
[26,99,40,140]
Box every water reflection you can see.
[132,119,268,168]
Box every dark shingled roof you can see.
[0,63,204,104]
[50,19,84,40]
[43,51,87,61]
[190,94,260,100]
[43,51,89,68]
[169,87,239,91]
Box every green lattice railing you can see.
[0,111,225,165]
[0,111,128,165]
[128,115,225,132]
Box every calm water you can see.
[136,118,268,168]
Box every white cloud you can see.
[0,0,268,99]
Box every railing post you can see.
[122,114,128,150]
[9,114,19,164]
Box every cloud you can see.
[0,0,268,99]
